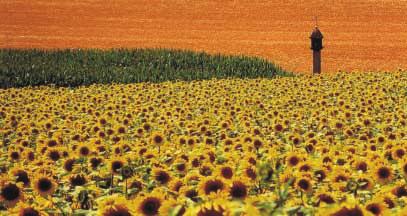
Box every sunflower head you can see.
[10,168,30,187]
[8,202,42,216]
[329,204,365,216]
[47,148,61,162]
[375,193,397,209]
[0,182,24,207]
[197,204,225,216]
[316,192,335,206]
[152,168,171,185]
[286,153,302,167]
[391,184,407,198]
[199,177,226,197]
[375,165,393,184]
[365,202,385,216]
[217,165,234,179]
[136,194,163,216]
[180,186,199,202]
[33,175,56,197]
[241,163,257,181]
[98,195,133,216]
[109,158,126,175]
[89,157,103,170]
[169,179,183,192]
[355,162,368,173]
[77,144,92,157]
[356,175,374,191]
[151,132,165,146]
[63,158,76,172]
[229,180,248,200]
[296,177,313,194]
[69,173,87,187]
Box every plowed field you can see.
[1,0,407,73]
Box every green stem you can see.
[125,178,128,198]
[110,173,114,195]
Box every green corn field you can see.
[0,48,292,88]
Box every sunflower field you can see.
[0,71,406,215]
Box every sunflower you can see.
[290,134,302,146]
[286,153,302,167]
[63,158,76,172]
[0,182,24,207]
[136,193,163,216]
[374,165,393,184]
[169,179,183,192]
[33,175,56,197]
[314,169,327,182]
[354,160,369,172]
[10,168,30,187]
[8,202,45,216]
[46,139,58,148]
[315,191,336,206]
[69,173,87,187]
[98,195,133,216]
[356,175,374,191]
[46,148,61,162]
[253,138,264,150]
[185,199,233,216]
[375,193,397,209]
[296,177,313,194]
[151,132,165,146]
[109,157,126,175]
[298,162,312,172]
[196,204,226,216]
[24,150,35,161]
[365,201,386,216]
[216,165,234,179]
[190,157,201,168]
[77,143,92,157]
[391,184,407,198]
[241,163,257,181]
[89,157,103,170]
[274,123,284,132]
[328,204,366,216]
[242,199,262,215]
[219,121,230,129]
[180,186,199,202]
[228,180,248,200]
[198,177,228,198]
[159,199,186,216]
[116,125,126,134]
[152,168,171,185]
[279,171,296,186]
[199,164,213,177]
[127,177,143,193]
[173,160,188,174]
[332,169,349,183]
[187,137,196,147]
[204,137,215,146]
[177,136,187,146]
[9,150,21,161]
[400,159,407,177]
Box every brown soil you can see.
[1,0,407,73]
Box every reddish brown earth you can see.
[1,0,407,73]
